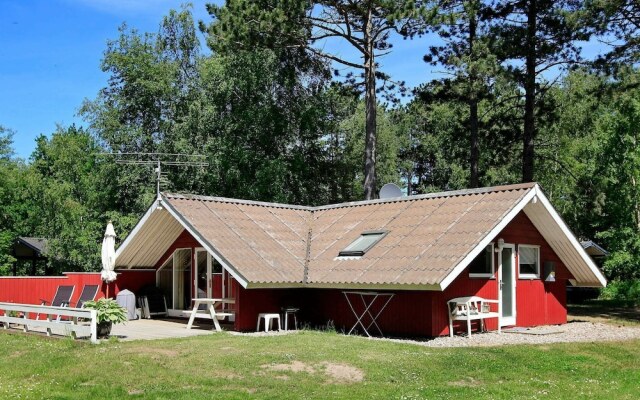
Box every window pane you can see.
[469,245,493,275]
[519,247,538,276]
[339,232,387,256]
[213,258,222,274]
[343,233,384,252]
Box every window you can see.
[518,245,540,279]
[339,231,387,257]
[469,244,494,278]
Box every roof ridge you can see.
[312,182,537,210]
[163,182,537,212]
[161,193,314,211]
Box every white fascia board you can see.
[246,282,441,290]
[114,199,159,268]
[439,188,538,290]
[533,186,607,288]
[160,197,249,289]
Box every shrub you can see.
[599,279,640,304]
[83,298,128,324]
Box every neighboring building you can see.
[11,237,49,276]
[112,182,605,337]
[581,240,609,261]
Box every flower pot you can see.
[97,321,113,338]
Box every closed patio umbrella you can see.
[101,221,117,298]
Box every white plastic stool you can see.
[281,307,299,331]
[257,313,281,332]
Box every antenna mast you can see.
[105,152,209,198]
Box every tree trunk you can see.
[522,0,537,183]
[468,8,479,188]
[363,7,377,200]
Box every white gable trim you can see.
[438,188,538,290]
[114,198,159,264]
[159,197,249,288]
[530,187,607,287]
[439,184,607,291]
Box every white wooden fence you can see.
[0,302,98,344]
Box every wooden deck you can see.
[3,318,234,342]
[111,318,235,341]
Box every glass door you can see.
[500,244,516,326]
[195,249,211,299]
[173,249,192,310]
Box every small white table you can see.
[186,298,235,332]
[343,291,394,337]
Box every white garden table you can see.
[186,298,235,332]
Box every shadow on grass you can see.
[568,300,640,325]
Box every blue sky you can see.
[1,1,605,160]
[1,0,216,159]
[1,0,442,160]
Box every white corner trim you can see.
[160,197,250,289]
[439,188,538,290]
[114,199,159,264]
[532,186,607,287]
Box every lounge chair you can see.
[74,285,99,308]
[37,285,74,321]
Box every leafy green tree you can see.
[27,126,109,273]
[205,0,432,199]
[0,126,18,274]
[80,5,201,213]
[592,74,640,280]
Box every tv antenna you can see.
[104,152,209,197]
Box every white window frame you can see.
[518,244,541,279]
[469,243,495,279]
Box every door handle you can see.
[499,280,504,290]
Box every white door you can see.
[499,244,516,326]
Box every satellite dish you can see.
[379,183,404,199]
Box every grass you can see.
[1,328,640,399]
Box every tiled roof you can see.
[162,183,535,286]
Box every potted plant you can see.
[83,298,128,337]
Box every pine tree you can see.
[425,0,499,187]
[204,0,431,199]
[489,0,589,183]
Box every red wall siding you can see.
[500,212,570,327]
[0,270,157,314]
[231,212,572,336]
[233,286,433,336]
[429,212,571,336]
[431,276,499,337]
[154,230,200,269]
[1,211,572,337]
[0,276,72,306]
[115,270,157,295]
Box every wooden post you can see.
[89,310,98,344]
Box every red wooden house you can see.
[108,182,605,337]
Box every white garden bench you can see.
[447,296,501,337]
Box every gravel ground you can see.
[375,321,640,348]
[230,321,640,348]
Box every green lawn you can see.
[0,330,639,399]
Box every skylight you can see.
[339,231,387,257]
